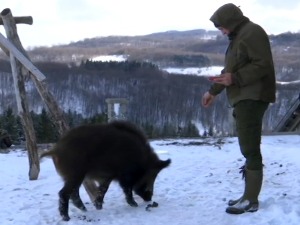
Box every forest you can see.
[0,30,299,144]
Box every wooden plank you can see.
[0,32,46,81]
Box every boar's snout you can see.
[141,191,152,202]
[134,158,171,202]
[134,185,153,202]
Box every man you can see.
[202,3,276,214]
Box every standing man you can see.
[202,3,276,214]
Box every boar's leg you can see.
[58,186,72,221]
[94,178,112,210]
[70,188,87,211]
[119,177,138,207]
[123,186,138,207]
[58,176,85,221]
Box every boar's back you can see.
[52,121,157,179]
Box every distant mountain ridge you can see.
[67,29,220,47]
[22,29,224,66]
[19,29,299,74]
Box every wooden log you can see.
[0,8,44,81]
[0,34,45,81]
[1,8,33,25]
[1,10,39,180]
[0,16,33,25]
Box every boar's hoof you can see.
[71,199,87,211]
[94,201,103,210]
[127,199,138,207]
[80,205,87,211]
[61,214,70,221]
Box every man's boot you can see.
[227,165,247,207]
[226,168,263,214]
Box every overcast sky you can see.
[0,0,300,48]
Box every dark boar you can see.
[40,121,171,221]
[0,129,12,149]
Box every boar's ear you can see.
[156,159,171,170]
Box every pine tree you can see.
[36,108,58,143]
[83,113,107,124]
[0,107,19,143]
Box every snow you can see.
[162,66,223,76]
[0,134,300,225]
[90,54,223,77]
[91,55,128,62]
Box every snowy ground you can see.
[0,134,299,225]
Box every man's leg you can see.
[226,100,268,214]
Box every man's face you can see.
[218,27,230,36]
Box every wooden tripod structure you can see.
[0,8,98,202]
[273,96,300,132]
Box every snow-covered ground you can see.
[0,134,299,225]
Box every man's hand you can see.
[209,72,232,86]
[202,92,216,108]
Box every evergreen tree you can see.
[184,121,200,137]
[83,113,107,124]
[35,108,58,143]
[208,126,214,137]
[0,107,19,143]
[64,109,84,128]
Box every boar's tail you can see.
[39,148,57,159]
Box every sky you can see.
[0,134,299,225]
[0,0,300,48]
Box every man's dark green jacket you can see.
[209,3,276,106]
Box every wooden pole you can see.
[0,16,33,25]
[0,8,33,25]
[0,34,45,81]
[1,8,39,180]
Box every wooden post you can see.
[0,8,33,25]
[0,8,99,202]
[1,8,39,180]
[0,33,45,81]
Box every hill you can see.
[1,28,299,78]
[0,29,299,138]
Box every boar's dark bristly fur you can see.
[40,120,171,221]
